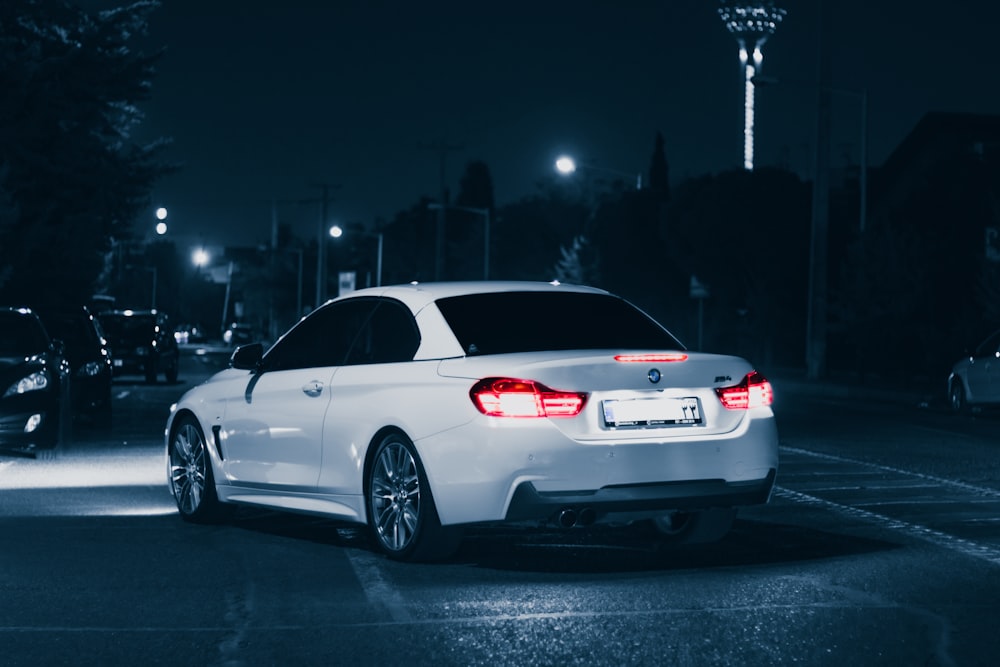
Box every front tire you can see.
[949,381,967,413]
[168,416,227,523]
[365,432,460,562]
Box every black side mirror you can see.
[230,342,264,371]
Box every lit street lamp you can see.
[426,203,491,280]
[155,207,168,236]
[192,247,210,269]
[718,1,786,171]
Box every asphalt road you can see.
[1,349,998,666]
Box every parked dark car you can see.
[99,309,179,383]
[40,306,113,427]
[0,307,72,453]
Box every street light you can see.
[155,207,168,236]
[718,1,786,171]
[192,247,210,269]
[426,203,491,280]
[555,155,642,190]
[330,224,383,287]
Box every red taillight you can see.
[470,377,588,418]
[715,371,774,410]
[614,353,688,363]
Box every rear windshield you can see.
[435,291,684,355]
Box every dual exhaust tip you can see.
[556,507,596,528]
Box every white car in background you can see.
[948,329,1000,412]
[166,282,778,562]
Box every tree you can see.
[0,0,170,310]
[553,235,599,286]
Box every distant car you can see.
[0,307,72,453]
[39,306,113,427]
[174,323,206,345]
[222,323,255,347]
[948,329,1000,411]
[166,282,779,562]
[99,309,179,383]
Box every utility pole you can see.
[806,0,832,380]
[420,140,463,280]
[308,182,340,306]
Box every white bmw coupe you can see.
[166,282,778,561]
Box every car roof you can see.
[327,281,610,312]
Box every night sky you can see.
[127,0,1000,248]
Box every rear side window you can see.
[345,299,420,365]
[435,291,684,355]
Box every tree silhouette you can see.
[0,0,171,309]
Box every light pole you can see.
[753,67,866,380]
[718,1,787,171]
[555,155,642,190]
[330,225,383,287]
[427,203,491,280]
[146,267,157,310]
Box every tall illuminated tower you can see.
[718,1,786,171]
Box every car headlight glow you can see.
[4,371,50,397]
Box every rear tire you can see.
[650,508,736,545]
[365,432,461,562]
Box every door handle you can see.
[302,381,324,397]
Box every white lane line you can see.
[780,445,1000,499]
[774,486,1000,567]
[344,546,413,623]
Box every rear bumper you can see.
[421,412,779,526]
[504,468,776,523]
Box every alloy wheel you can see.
[169,421,207,515]
[370,439,422,553]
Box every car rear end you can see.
[428,351,777,526]
[411,287,778,528]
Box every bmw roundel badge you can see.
[648,368,661,384]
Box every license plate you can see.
[602,397,702,428]
[113,359,123,367]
